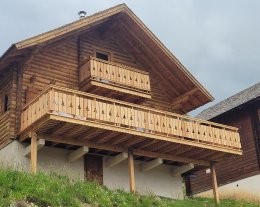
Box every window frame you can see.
[1,93,10,114]
[93,48,112,62]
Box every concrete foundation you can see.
[0,141,184,199]
[196,174,260,202]
[0,140,84,180]
[103,158,183,198]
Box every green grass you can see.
[0,169,259,207]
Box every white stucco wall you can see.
[0,141,184,199]
[0,141,85,180]
[196,174,260,201]
[103,158,184,199]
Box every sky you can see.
[0,0,259,116]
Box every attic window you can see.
[96,51,110,61]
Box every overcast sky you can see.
[1,0,259,116]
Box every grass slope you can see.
[0,169,259,207]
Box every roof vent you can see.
[78,11,87,19]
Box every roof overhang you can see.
[0,4,214,112]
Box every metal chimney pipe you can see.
[78,11,87,19]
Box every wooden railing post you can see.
[211,162,220,205]
[19,85,241,155]
[30,131,38,174]
[128,150,135,193]
[49,88,54,112]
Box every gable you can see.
[0,4,213,113]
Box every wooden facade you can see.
[186,96,260,195]
[0,4,243,202]
[0,66,18,148]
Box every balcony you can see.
[19,85,242,165]
[79,57,151,101]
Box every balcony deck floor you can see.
[18,113,238,168]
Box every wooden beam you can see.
[172,163,194,177]
[110,134,132,145]
[48,122,67,134]
[133,149,210,166]
[81,127,101,140]
[19,115,51,141]
[138,140,158,150]
[140,158,163,172]
[174,146,194,156]
[105,152,128,168]
[48,114,242,155]
[63,125,84,137]
[39,133,210,166]
[68,146,89,162]
[24,139,45,157]
[15,13,114,49]
[123,136,145,148]
[38,133,125,152]
[160,143,181,153]
[172,88,198,105]
[128,150,135,193]
[211,163,220,204]
[29,132,37,174]
[95,131,116,143]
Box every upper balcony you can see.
[79,57,151,101]
[18,85,242,167]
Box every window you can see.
[96,51,110,61]
[4,95,9,112]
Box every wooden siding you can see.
[187,107,260,194]
[0,67,16,148]
[22,39,78,91]
[0,112,10,149]
[20,29,176,133]
[0,22,185,147]
[78,30,174,111]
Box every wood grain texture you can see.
[0,67,15,148]
[19,86,241,155]
[30,132,37,174]
[128,150,135,193]
[0,7,240,171]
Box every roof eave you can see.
[122,7,214,104]
[0,3,214,106]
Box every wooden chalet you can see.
[185,82,260,200]
[0,4,242,202]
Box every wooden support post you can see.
[128,150,135,193]
[24,139,45,157]
[30,132,37,174]
[211,163,220,205]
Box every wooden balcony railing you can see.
[79,57,151,98]
[20,86,242,154]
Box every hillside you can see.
[0,169,258,207]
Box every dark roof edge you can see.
[196,82,260,120]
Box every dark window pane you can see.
[96,52,109,61]
[4,95,9,112]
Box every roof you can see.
[0,4,128,66]
[197,82,260,120]
[0,3,214,112]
